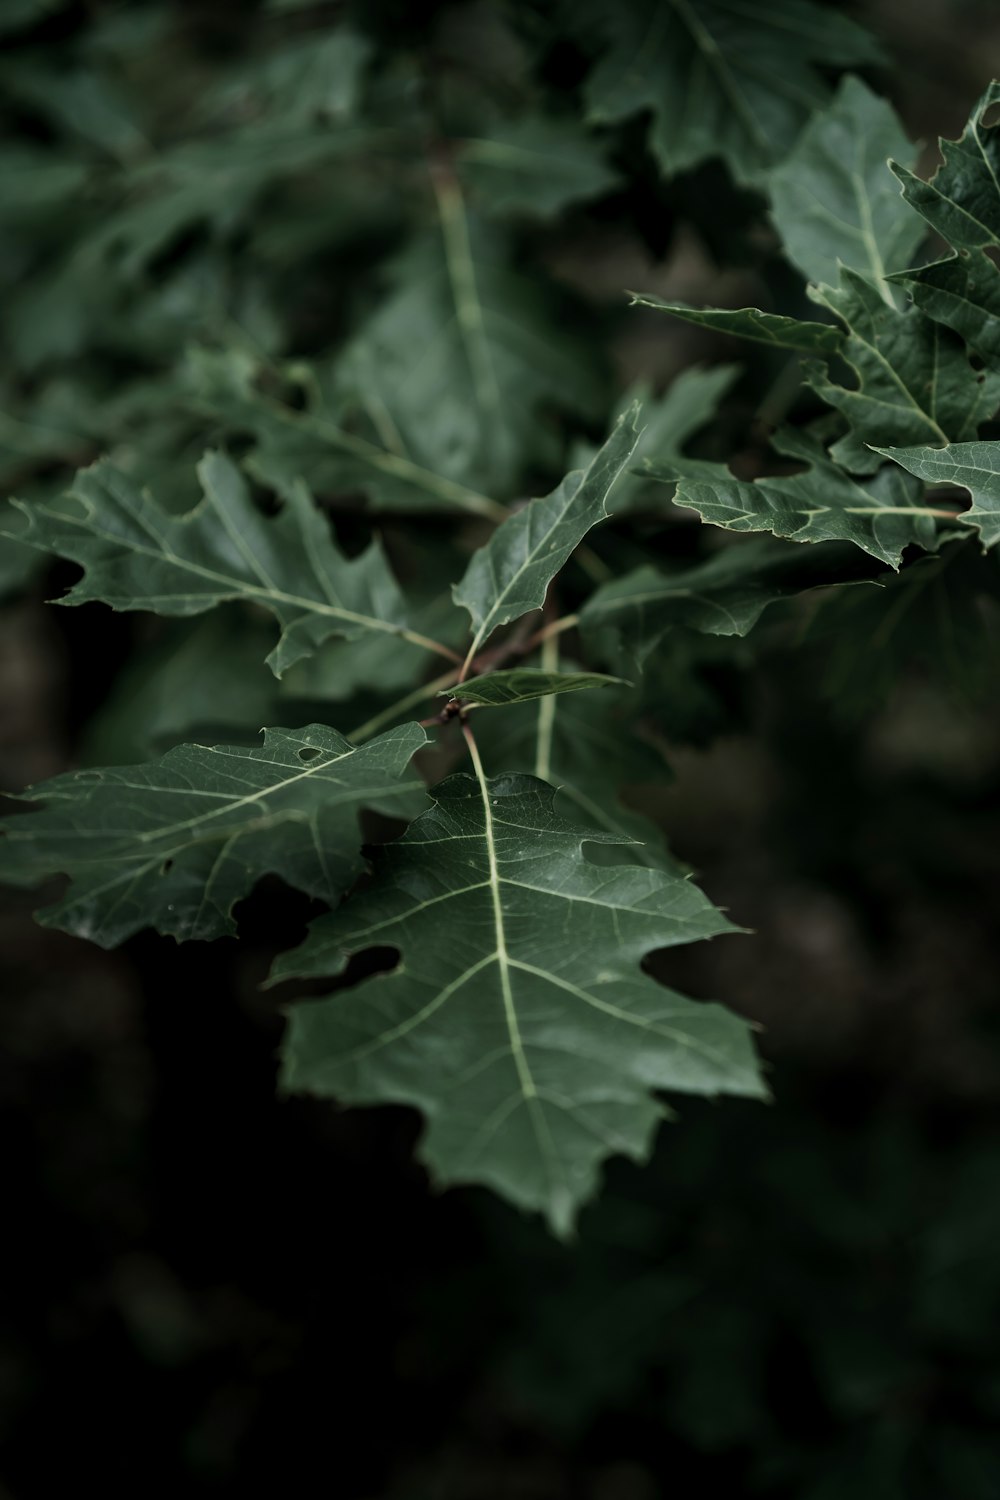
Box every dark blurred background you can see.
[3,2,1000,1497]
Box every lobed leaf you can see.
[3,450,418,676]
[649,427,942,567]
[581,0,881,185]
[187,348,506,521]
[891,81,1000,254]
[872,442,1000,548]
[580,538,883,672]
[472,670,683,874]
[0,723,427,947]
[891,254,1000,367]
[275,772,764,1234]
[808,271,999,473]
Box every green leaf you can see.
[187,349,507,521]
[275,770,764,1234]
[891,254,1000,366]
[769,75,924,290]
[0,723,427,947]
[891,81,1000,253]
[3,450,433,676]
[630,295,843,354]
[808,270,998,472]
[445,668,628,708]
[581,0,881,185]
[872,443,996,547]
[580,538,882,672]
[472,666,683,874]
[649,427,942,567]
[453,405,642,661]
[457,114,620,219]
[335,202,604,498]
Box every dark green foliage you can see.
[3,3,1000,1495]
[2,0,999,1239]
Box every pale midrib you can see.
[832,336,951,441]
[465,730,563,1195]
[510,957,736,1070]
[850,140,894,305]
[472,743,536,1104]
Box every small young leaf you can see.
[630,295,843,355]
[4,451,419,676]
[445,668,628,708]
[0,723,427,947]
[453,404,642,661]
[892,254,1000,366]
[275,772,764,1235]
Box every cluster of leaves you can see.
[3,0,1000,1232]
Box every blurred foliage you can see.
[2,0,1000,1494]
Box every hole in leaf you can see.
[981,102,1000,130]
[298,746,322,761]
[161,859,174,874]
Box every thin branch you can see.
[347,666,461,743]
[462,716,485,778]
[399,628,464,664]
[534,633,559,781]
[574,543,613,584]
[523,613,579,652]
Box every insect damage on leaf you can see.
[274,772,765,1234]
